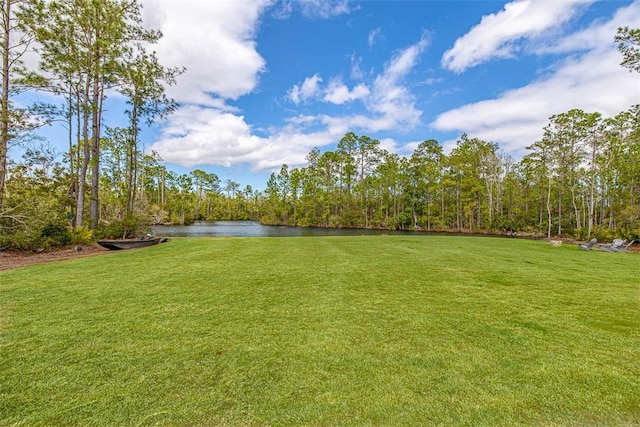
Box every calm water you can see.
[152,221,426,238]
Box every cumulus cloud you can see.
[142,0,358,172]
[150,107,340,171]
[288,74,324,105]
[324,79,370,104]
[441,0,596,73]
[141,0,270,103]
[433,1,640,155]
[149,106,263,167]
[287,75,371,106]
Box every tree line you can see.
[263,105,639,242]
[0,0,638,250]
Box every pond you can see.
[151,221,426,238]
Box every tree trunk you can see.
[67,88,76,226]
[127,100,139,214]
[89,77,102,229]
[0,0,11,210]
[546,177,552,238]
[76,77,92,228]
[557,184,563,236]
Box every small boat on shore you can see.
[97,236,165,250]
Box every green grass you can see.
[1,236,639,426]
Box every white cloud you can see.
[350,54,365,80]
[367,33,430,128]
[297,0,355,19]
[323,79,370,104]
[441,0,596,73]
[149,106,263,167]
[535,0,640,55]
[149,107,339,171]
[287,34,430,129]
[141,0,271,104]
[274,0,355,19]
[432,48,640,154]
[288,74,324,105]
[368,28,382,49]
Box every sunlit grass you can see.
[1,236,639,425]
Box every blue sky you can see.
[24,0,640,191]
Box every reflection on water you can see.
[152,220,424,238]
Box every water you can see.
[152,220,425,238]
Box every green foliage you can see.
[0,227,35,251]
[591,226,616,243]
[616,26,640,73]
[97,214,149,239]
[259,213,280,226]
[261,106,640,239]
[69,225,94,245]
[39,223,71,247]
[0,222,72,252]
[398,207,414,229]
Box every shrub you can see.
[69,226,94,245]
[40,223,72,248]
[592,227,616,243]
[0,228,41,252]
[97,215,148,239]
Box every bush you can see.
[40,223,72,248]
[592,227,616,243]
[97,215,149,239]
[573,227,588,241]
[259,214,280,226]
[0,228,41,252]
[69,226,94,245]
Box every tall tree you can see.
[448,134,496,230]
[118,47,182,216]
[0,0,37,210]
[409,139,444,230]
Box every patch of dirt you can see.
[0,244,110,271]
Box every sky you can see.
[25,0,640,191]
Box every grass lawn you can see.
[1,235,639,426]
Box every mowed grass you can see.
[1,236,639,426]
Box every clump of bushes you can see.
[0,222,78,252]
[97,215,149,239]
[40,223,72,248]
[69,226,94,245]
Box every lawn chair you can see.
[599,238,626,252]
[611,240,635,253]
[578,238,597,251]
